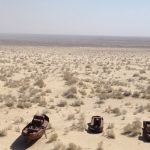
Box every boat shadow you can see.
[10,135,37,150]
[138,135,150,143]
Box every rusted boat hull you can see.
[22,114,49,142]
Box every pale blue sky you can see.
[0,0,150,37]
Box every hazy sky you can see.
[0,0,150,37]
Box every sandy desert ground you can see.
[0,46,150,150]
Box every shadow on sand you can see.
[138,135,150,143]
[10,135,37,150]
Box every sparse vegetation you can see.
[57,100,67,107]
[106,129,115,139]
[122,119,141,137]
[63,87,77,99]
[70,113,85,131]
[66,143,82,150]
[96,141,103,150]
[0,129,7,137]
[71,100,84,107]
[47,133,58,143]
[34,78,45,88]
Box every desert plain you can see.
[0,46,150,150]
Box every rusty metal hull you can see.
[22,114,49,142]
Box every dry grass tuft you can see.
[13,117,24,124]
[0,129,7,137]
[52,142,66,150]
[106,129,115,139]
[34,78,45,88]
[57,100,67,107]
[5,101,14,107]
[132,91,140,98]
[14,126,20,132]
[111,107,121,116]
[63,71,78,85]
[70,113,85,131]
[122,119,141,137]
[47,133,58,143]
[67,114,75,120]
[63,87,77,99]
[107,123,114,129]
[96,141,103,150]
[71,100,84,107]
[66,143,82,150]
[17,101,32,109]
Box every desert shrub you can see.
[17,101,32,109]
[145,104,150,112]
[34,78,45,88]
[29,87,42,96]
[111,90,123,99]
[111,80,127,86]
[70,113,85,131]
[104,106,112,114]
[1,94,17,103]
[47,133,58,143]
[19,85,29,93]
[141,93,150,99]
[139,76,147,80]
[49,105,55,109]
[40,91,47,96]
[0,129,7,137]
[67,114,75,120]
[4,79,21,88]
[133,73,139,77]
[146,86,150,94]
[38,99,47,107]
[63,71,77,85]
[107,123,114,129]
[5,101,14,107]
[66,143,82,150]
[132,91,140,98]
[24,102,32,108]
[98,92,110,100]
[52,142,66,150]
[96,141,103,150]
[63,87,77,99]
[13,117,24,124]
[30,95,41,103]
[95,100,105,105]
[57,100,67,107]
[139,70,146,74]
[122,119,141,137]
[123,91,131,97]
[71,100,84,107]
[14,126,20,132]
[45,89,52,93]
[111,107,121,116]
[106,129,115,139]
[17,102,25,109]
[78,89,87,96]
[135,105,144,114]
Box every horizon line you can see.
[0,33,150,39]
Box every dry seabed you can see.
[0,46,150,150]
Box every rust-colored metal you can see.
[142,121,150,141]
[88,116,104,133]
[22,114,49,142]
